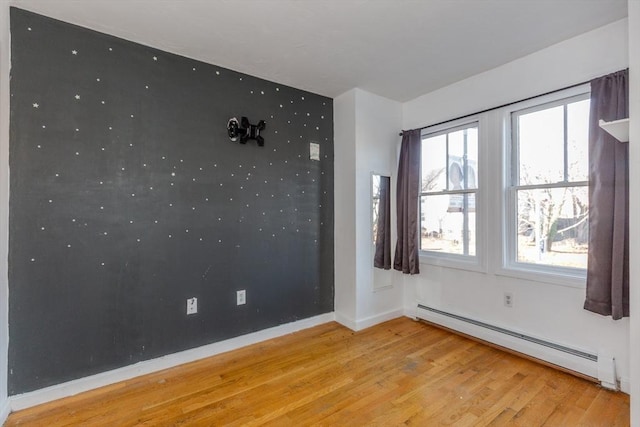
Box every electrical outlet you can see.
[504,292,513,308]
[186,297,198,315]
[237,290,246,305]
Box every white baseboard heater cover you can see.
[416,304,617,390]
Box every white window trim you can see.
[418,115,487,273]
[497,84,590,289]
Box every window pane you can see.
[518,106,564,185]
[421,194,476,256]
[421,134,447,192]
[448,127,478,190]
[567,99,590,182]
[516,186,588,269]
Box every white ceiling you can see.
[11,0,628,102]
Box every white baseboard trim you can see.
[0,397,10,424]
[354,309,404,331]
[9,312,335,411]
[334,311,357,330]
[335,309,403,331]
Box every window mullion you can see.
[563,104,569,181]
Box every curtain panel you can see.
[394,129,421,274]
[584,69,629,320]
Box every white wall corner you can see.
[628,0,640,422]
[8,312,335,411]
[0,0,11,419]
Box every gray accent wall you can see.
[8,8,334,395]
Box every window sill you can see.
[495,264,586,289]
[419,252,486,274]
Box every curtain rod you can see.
[398,79,591,136]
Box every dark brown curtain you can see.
[394,129,421,274]
[584,69,629,320]
[374,176,391,269]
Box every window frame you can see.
[500,86,590,288]
[418,116,486,273]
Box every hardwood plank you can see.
[5,317,630,426]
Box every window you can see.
[509,94,589,272]
[420,122,478,258]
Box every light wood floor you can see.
[6,317,629,426]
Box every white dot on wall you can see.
[67,244,71,248]
[104,232,108,235]
[192,207,196,210]
[75,152,80,156]
[42,125,46,129]
[145,85,149,89]
[37,145,41,149]
[169,203,173,207]
[205,198,209,201]
[137,239,141,242]
[219,239,222,243]
[218,217,222,221]
[216,71,220,75]
[131,114,134,118]
[75,129,79,132]
[27,27,31,31]
[260,91,264,95]
[171,172,175,177]
[316,127,319,130]
[170,183,174,186]
[48,199,52,203]
[193,67,196,71]
[109,47,113,51]
[101,262,105,266]
[108,126,112,130]
[55,173,59,177]
[154,220,158,224]
[130,220,134,224]
[72,219,76,222]
[30,258,35,262]
[41,227,45,231]
[185,229,189,233]
[100,206,104,210]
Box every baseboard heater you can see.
[416,304,617,390]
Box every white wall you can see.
[353,89,403,326]
[0,0,9,423]
[334,88,403,330]
[402,19,631,390]
[628,0,639,422]
[334,90,358,326]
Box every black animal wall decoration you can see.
[227,116,266,146]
